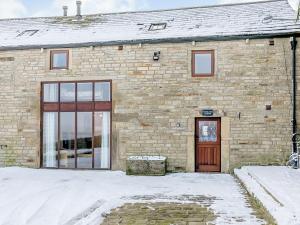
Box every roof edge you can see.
[0,0,285,21]
[0,32,299,51]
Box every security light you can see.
[153,51,160,61]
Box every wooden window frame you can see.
[40,80,112,170]
[50,50,69,70]
[192,50,215,77]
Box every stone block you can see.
[126,156,167,176]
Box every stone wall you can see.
[0,38,297,172]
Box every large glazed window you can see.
[41,81,112,169]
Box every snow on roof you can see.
[0,0,299,50]
[288,0,300,10]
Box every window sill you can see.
[50,68,69,71]
[192,75,214,78]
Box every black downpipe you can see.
[291,36,298,156]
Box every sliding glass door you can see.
[41,81,112,169]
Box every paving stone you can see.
[101,202,216,225]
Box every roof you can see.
[0,0,299,50]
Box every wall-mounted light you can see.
[153,51,160,61]
[0,145,8,150]
[269,39,275,46]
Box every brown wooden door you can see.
[195,118,221,172]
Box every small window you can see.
[50,50,69,70]
[149,23,167,31]
[17,30,39,37]
[192,50,214,77]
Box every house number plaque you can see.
[201,109,214,117]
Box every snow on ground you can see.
[0,167,263,225]
[235,166,300,225]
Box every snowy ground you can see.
[235,166,300,225]
[0,167,264,225]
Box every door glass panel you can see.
[94,112,110,169]
[44,83,58,102]
[60,83,75,102]
[43,112,58,167]
[199,121,217,142]
[77,112,93,169]
[78,83,93,101]
[95,82,110,101]
[60,112,75,168]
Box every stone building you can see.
[0,0,299,172]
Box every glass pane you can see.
[60,112,75,168]
[77,112,93,169]
[94,112,110,169]
[60,83,75,102]
[43,83,58,102]
[95,82,110,101]
[78,83,93,101]
[52,52,67,68]
[43,112,58,167]
[195,53,212,74]
[199,121,217,142]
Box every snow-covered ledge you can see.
[126,156,167,176]
[127,156,167,161]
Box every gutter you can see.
[291,36,298,163]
